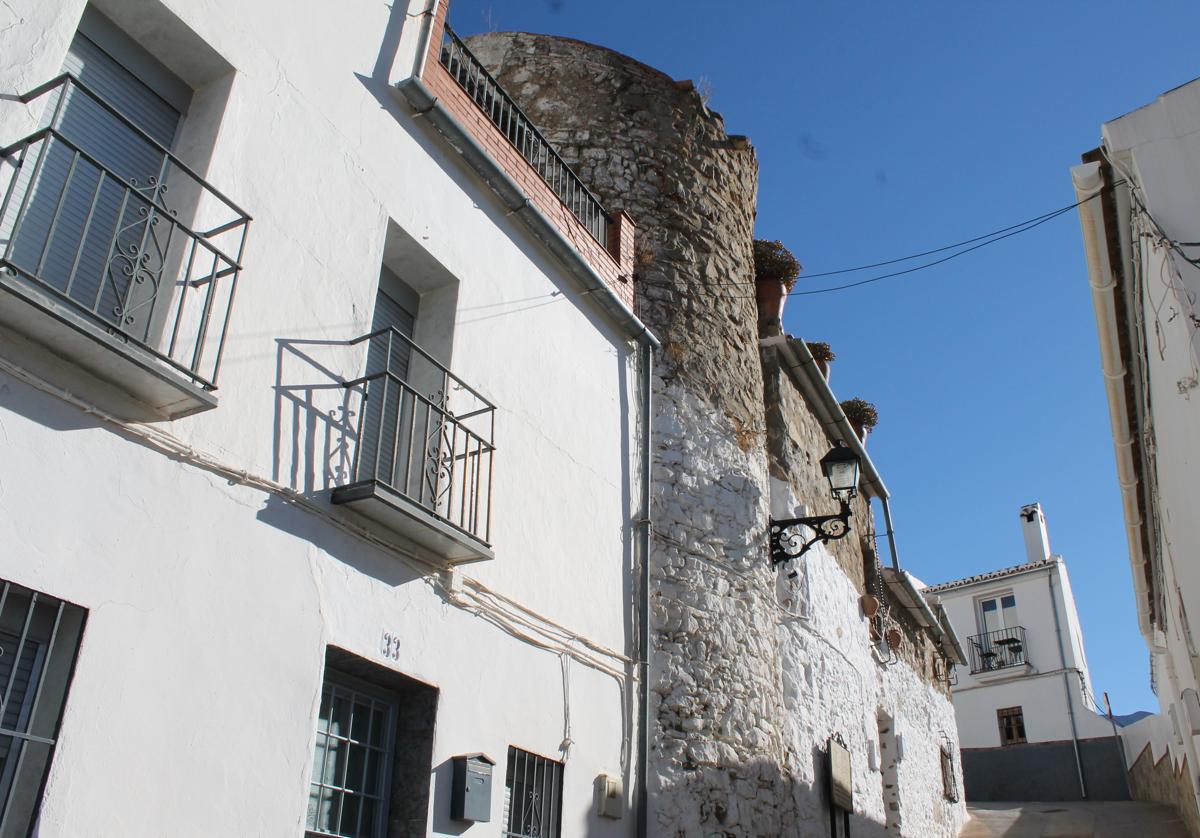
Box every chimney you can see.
[1019,503,1051,564]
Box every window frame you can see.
[0,579,87,837]
[305,669,400,838]
[503,746,564,838]
[940,745,959,801]
[997,705,1027,746]
[977,590,1018,634]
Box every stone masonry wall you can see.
[762,346,951,686]
[762,344,966,835]
[467,32,796,834]
[468,31,964,836]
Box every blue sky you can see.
[446,0,1200,714]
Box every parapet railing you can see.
[968,625,1028,674]
[344,327,495,544]
[0,74,250,390]
[438,24,610,247]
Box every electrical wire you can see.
[790,201,1098,280]
[789,205,1079,296]
[637,183,1124,299]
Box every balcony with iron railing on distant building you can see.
[331,326,495,565]
[968,626,1029,675]
[0,75,250,420]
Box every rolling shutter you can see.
[7,18,188,340]
[357,271,419,486]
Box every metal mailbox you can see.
[450,753,495,822]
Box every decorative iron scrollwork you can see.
[769,501,853,566]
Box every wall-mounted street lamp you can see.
[769,442,861,566]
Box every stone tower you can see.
[468,33,802,834]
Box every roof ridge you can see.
[925,557,1057,593]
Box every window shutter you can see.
[7,26,187,338]
[357,276,418,485]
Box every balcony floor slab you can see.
[330,479,493,565]
[0,268,217,421]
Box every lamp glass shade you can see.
[819,444,860,498]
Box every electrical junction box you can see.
[596,773,623,819]
[450,753,494,822]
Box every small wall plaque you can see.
[829,736,853,811]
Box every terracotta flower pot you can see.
[885,628,903,650]
[860,594,880,618]
[848,420,871,445]
[755,277,788,326]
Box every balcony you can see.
[0,75,249,419]
[331,328,495,564]
[968,626,1029,675]
[437,24,611,247]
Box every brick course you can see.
[418,1,633,310]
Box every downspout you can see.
[1047,564,1087,799]
[635,339,653,838]
[881,496,901,572]
[1072,161,1151,638]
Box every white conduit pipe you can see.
[0,354,630,681]
[1072,161,1152,637]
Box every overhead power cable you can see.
[637,183,1123,298]
[789,204,1079,296]
[795,201,1095,280]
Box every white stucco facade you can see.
[778,540,966,837]
[1073,75,1200,823]
[929,507,1114,751]
[0,1,646,835]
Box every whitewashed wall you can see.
[0,0,640,835]
[779,542,966,837]
[937,560,1113,748]
[1096,79,1200,805]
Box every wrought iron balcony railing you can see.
[339,327,495,549]
[438,24,610,247]
[0,74,250,393]
[968,626,1028,674]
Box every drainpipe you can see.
[635,339,653,838]
[880,496,901,572]
[1047,563,1087,799]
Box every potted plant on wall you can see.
[806,341,835,380]
[753,239,801,328]
[840,397,878,443]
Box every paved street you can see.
[962,801,1189,837]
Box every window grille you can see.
[306,674,397,838]
[0,579,86,837]
[940,745,959,802]
[997,706,1026,746]
[503,747,563,838]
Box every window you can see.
[979,593,1018,635]
[0,579,87,838]
[503,747,563,838]
[331,232,496,562]
[304,650,439,838]
[0,7,248,414]
[306,673,397,838]
[997,706,1026,746]
[940,745,959,801]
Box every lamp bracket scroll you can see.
[769,501,852,567]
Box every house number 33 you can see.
[380,631,402,661]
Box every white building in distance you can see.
[926,503,1125,802]
[1073,74,1200,835]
